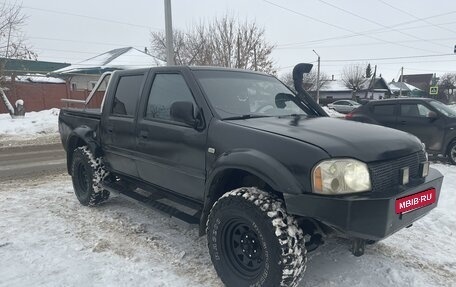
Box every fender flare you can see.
[206,149,303,196]
[199,149,304,235]
[66,126,100,173]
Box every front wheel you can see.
[206,187,306,287]
[448,141,456,165]
[71,146,110,206]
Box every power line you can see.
[322,53,454,62]
[315,0,449,50]
[378,0,456,35]
[276,36,455,50]
[0,1,162,31]
[30,36,147,48]
[262,0,442,54]
[276,12,456,48]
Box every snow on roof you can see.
[53,47,165,74]
[389,82,422,92]
[3,74,65,84]
[16,74,65,84]
[320,80,351,92]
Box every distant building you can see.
[399,74,434,97]
[51,47,164,93]
[0,58,70,113]
[318,77,391,105]
[1,47,165,113]
[388,82,423,97]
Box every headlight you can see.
[312,159,371,194]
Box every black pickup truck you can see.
[59,64,443,287]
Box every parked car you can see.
[59,65,442,287]
[346,98,456,164]
[327,100,361,113]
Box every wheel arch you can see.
[199,149,303,235]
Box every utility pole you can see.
[399,66,403,97]
[313,50,320,104]
[164,0,174,66]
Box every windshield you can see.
[429,100,456,118]
[194,70,308,119]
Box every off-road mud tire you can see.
[206,187,306,287]
[71,146,110,206]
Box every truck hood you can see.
[229,116,423,162]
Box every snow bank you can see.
[322,106,345,118]
[0,108,59,137]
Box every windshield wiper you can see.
[223,114,272,120]
[277,113,308,118]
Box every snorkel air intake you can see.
[292,63,328,116]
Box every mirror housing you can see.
[275,93,294,109]
[170,101,197,127]
[427,111,438,120]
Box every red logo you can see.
[395,188,436,214]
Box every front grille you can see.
[368,151,426,192]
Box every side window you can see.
[112,74,144,116]
[373,104,395,116]
[146,74,196,121]
[400,104,431,117]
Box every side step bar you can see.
[102,181,201,225]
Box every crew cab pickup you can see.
[59,64,443,287]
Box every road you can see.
[0,143,66,180]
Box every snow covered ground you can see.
[0,109,60,147]
[1,164,455,287]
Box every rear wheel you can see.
[448,141,456,165]
[206,187,306,287]
[71,146,110,206]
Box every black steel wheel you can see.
[207,187,306,287]
[71,146,110,206]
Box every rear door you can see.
[396,102,445,151]
[101,70,147,177]
[370,103,397,128]
[135,71,207,200]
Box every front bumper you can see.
[284,168,443,241]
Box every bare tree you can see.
[0,3,37,117]
[150,15,276,74]
[438,73,455,101]
[280,70,328,97]
[341,64,368,99]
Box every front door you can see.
[396,102,445,151]
[135,72,207,200]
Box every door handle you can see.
[139,130,148,139]
[107,126,114,133]
[400,120,407,125]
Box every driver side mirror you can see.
[427,111,438,120]
[170,101,198,128]
[275,93,294,109]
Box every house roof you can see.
[399,74,434,90]
[320,77,391,94]
[0,58,70,75]
[320,80,351,92]
[388,82,422,92]
[52,47,165,75]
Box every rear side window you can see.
[400,104,431,117]
[373,104,395,116]
[145,74,196,121]
[112,74,144,116]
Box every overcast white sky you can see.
[14,0,456,81]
